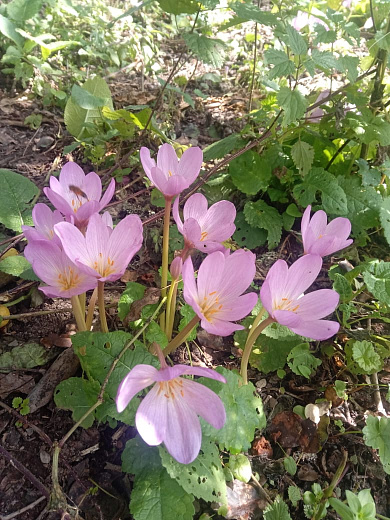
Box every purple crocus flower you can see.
[182,250,258,336]
[301,205,353,257]
[140,144,202,198]
[54,213,143,282]
[43,162,115,229]
[116,352,226,464]
[173,194,236,253]
[260,255,340,340]
[22,203,64,246]
[24,240,98,298]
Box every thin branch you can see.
[0,496,46,520]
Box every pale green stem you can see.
[246,306,266,341]
[85,287,98,330]
[163,315,200,356]
[71,295,87,331]
[166,278,179,341]
[160,197,173,330]
[98,281,108,333]
[78,292,86,317]
[240,317,274,385]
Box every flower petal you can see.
[196,251,225,301]
[283,255,322,300]
[289,319,340,341]
[200,200,236,241]
[136,383,167,446]
[201,317,243,336]
[177,147,203,183]
[157,143,179,175]
[326,217,351,239]
[172,196,184,233]
[217,292,258,321]
[295,289,339,319]
[99,178,115,209]
[217,250,256,301]
[301,205,311,236]
[162,365,226,383]
[273,309,303,328]
[183,193,208,222]
[259,280,273,316]
[140,147,156,178]
[307,210,327,238]
[182,218,202,245]
[116,365,158,413]
[83,171,102,201]
[180,378,226,429]
[59,161,86,187]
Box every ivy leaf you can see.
[352,341,382,374]
[293,168,348,215]
[54,377,100,428]
[264,49,295,79]
[286,26,307,55]
[363,416,390,474]
[199,367,266,453]
[183,33,226,68]
[363,261,390,306]
[228,150,271,195]
[291,141,314,176]
[160,436,227,505]
[264,496,292,520]
[244,200,283,249]
[0,169,38,232]
[287,343,322,379]
[277,87,308,126]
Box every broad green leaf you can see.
[264,496,292,520]
[199,367,265,453]
[54,377,100,428]
[228,454,251,483]
[233,211,267,250]
[264,49,295,79]
[328,498,354,520]
[0,169,38,232]
[130,468,195,520]
[118,282,146,321]
[6,0,42,21]
[230,2,278,25]
[228,150,271,194]
[311,49,338,70]
[145,321,168,348]
[122,437,162,476]
[291,141,314,176]
[160,436,227,505]
[244,200,283,249]
[0,14,24,46]
[337,55,359,83]
[283,456,297,476]
[0,255,39,280]
[64,77,113,138]
[314,26,337,45]
[293,168,348,215]
[249,335,303,374]
[0,342,51,369]
[332,273,353,303]
[352,341,381,374]
[286,26,307,55]
[178,304,198,341]
[363,261,390,306]
[287,343,322,379]
[183,33,226,68]
[157,0,199,14]
[203,134,244,161]
[288,486,301,507]
[277,87,307,127]
[363,416,390,474]
[40,40,78,60]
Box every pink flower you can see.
[54,213,143,282]
[301,205,353,257]
[43,162,115,229]
[22,203,64,246]
[182,250,258,336]
[24,240,98,298]
[260,255,340,340]
[140,144,202,198]
[173,194,236,253]
[292,10,328,31]
[170,256,183,280]
[116,358,226,464]
[306,90,330,122]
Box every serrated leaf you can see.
[233,212,267,250]
[6,0,42,21]
[249,335,304,374]
[244,200,283,249]
[264,496,292,520]
[286,26,307,55]
[203,134,244,161]
[337,55,359,83]
[314,26,337,45]
[332,273,353,303]
[0,169,38,232]
[264,49,295,79]
[230,2,278,25]
[277,87,308,126]
[283,456,297,476]
[363,261,390,306]
[228,454,252,483]
[0,342,51,369]
[291,141,314,176]
[0,255,39,280]
[363,416,390,474]
[199,367,265,453]
[228,150,271,194]
[54,377,100,428]
[287,343,322,379]
[183,33,226,68]
[352,341,381,374]
[160,436,227,505]
[122,437,163,476]
[178,304,198,341]
[288,486,301,507]
[145,321,168,348]
[0,14,24,46]
[311,49,338,70]
[157,0,199,14]
[118,282,146,321]
[293,168,348,215]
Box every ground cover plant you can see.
[0,0,390,519]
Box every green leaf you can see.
[380,197,390,246]
[286,26,307,55]
[160,436,227,505]
[54,377,100,428]
[233,212,267,250]
[64,77,113,138]
[244,200,283,249]
[71,84,110,109]
[311,49,338,70]
[293,168,348,215]
[0,169,38,232]
[228,454,252,483]
[287,343,322,379]
[0,342,51,369]
[314,26,337,45]
[230,2,278,25]
[178,304,198,341]
[288,486,301,507]
[0,14,24,47]
[352,341,381,374]
[203,134,244,161]
[145,321,168,348]
[337,55,359,83]
[264,496,292,520]
[0,255,39,280]
[363,261,390,306]
[277,87,308,126]
[249,335,304,374]
[118,282,146,321]
[6,0,42,21]
[228,150,271,195]
[130,468,195,520]
[291,141,314,176]
[183,33,226,68]
[199,367,265,453]
[328,498,354,520]
[157,0,199,15]
[363,415,390,474]
[264,49,295,79]
[332,273,353,303]
[122,437,163,476]
[284,456,297,476]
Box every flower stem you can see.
[71,295,87,331]
[246,306,265,341]
[165,278,179,340]
[85,287,98,330]
[98,281,108,333]
[160,197,172,330]
[78,292,86,317]
[240,316,274,385]
[163,315,200,356]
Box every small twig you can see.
[325,139,351,170]
[0,496,46,520]
[2,308,72,320]
[250,473,272,504]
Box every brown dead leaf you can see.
[251,436,273,457]
[298,464,319,481]
[41,333,72,349]
[120,270,139,283]
[123,287,160,325]
[325,386,344,407]
[0,373,35,398]
[268,411,303,448]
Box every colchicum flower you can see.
[116,356,226,464]
[173,193,236,253]
[22,203,64,246]
[140,143,202,198]
[54,213,143,282]
[260,255,340,340]
[24,240,98,298]
[182,250,257,336]
[44,162,115,229]
[301,205,353,257]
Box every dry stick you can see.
[2,308,72,320]
[0,496,46,520]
